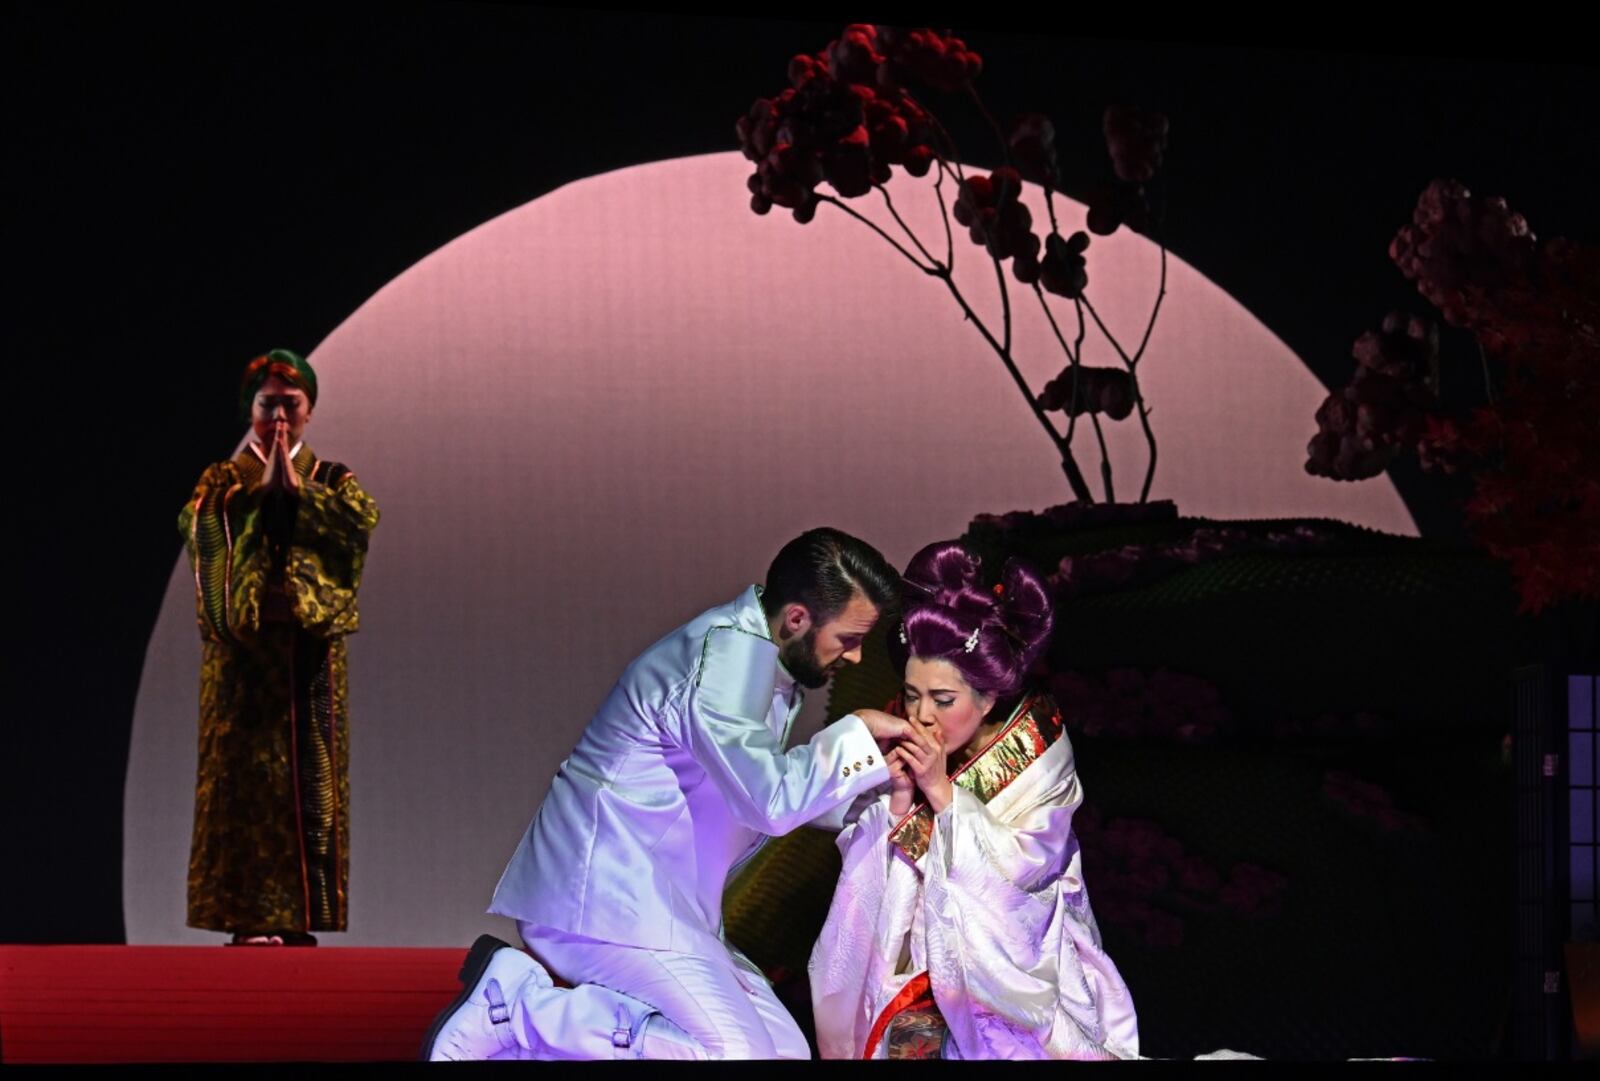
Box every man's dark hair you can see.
[762,527,900,624]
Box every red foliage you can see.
[1310,180,1600,613]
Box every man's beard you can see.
[779,626,833,689]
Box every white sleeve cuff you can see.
[821,713,892,791]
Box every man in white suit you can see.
[423,527,911,1060]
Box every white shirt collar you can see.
[738,585,798,699]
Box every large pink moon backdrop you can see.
[125,152,1414,945]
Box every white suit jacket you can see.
[489,585,891,953]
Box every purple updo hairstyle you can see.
[887,540,1054,699]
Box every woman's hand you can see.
[271,430,301,493]
[897,717,953,814]
[886,745,916,817]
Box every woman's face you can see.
[902,655,995,756]
[250,372,313,449]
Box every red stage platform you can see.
[0,946,465,1064]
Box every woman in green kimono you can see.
[178,349,379,945]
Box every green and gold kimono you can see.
[177,443,379,934]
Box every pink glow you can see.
[126,153,1414,946]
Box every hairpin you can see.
[963,626,980,653]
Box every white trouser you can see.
[519,921,811,1060]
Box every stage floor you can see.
[0,946,464,1064]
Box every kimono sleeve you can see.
[284,469,380,637]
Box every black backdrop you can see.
[6,4,1595,947]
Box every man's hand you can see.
[854,708,912,749]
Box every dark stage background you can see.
[6,2,1595,1041]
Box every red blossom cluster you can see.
[736,26,979,222]
[1037,230,1091,297]
[1312,179,1600,612]
[1104,105,1169,184]
[1076,805,1289,949]
[1390,178,1537,332]
[1306,311,1440,481]
[1007,113,1058,187]
[953,167,1038,266]
[1084,105,1168,237]
[1038,362,1132,418]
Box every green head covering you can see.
[239,349,319,421]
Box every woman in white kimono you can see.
[811,540,1140,1060]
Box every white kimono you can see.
[810,694,1140,1060]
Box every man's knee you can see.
[664,1012,776,1060]
[769,1017,812,1060]
[667,1010,812,1059]
[633,1013,711,1060]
